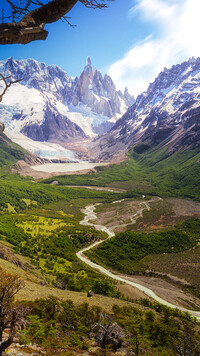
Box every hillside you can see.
[0,133,25,167]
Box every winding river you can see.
[76,199,200,321]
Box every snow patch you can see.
[5,130,77,160]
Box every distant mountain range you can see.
[91,57,200,160]
[0,57,134,151]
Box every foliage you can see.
[112,303,200,355]
[0,208,119,296]
[0,173,123,210]
[0,213,29,245]
[0,156,125,296]
[86,219,200,274]
[91,278,120,297]
[18,297,200,355]
[21,298,104,352]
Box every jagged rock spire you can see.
[86,56,92,67]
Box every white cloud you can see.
[129,0,176,23]
[108,0,200,97]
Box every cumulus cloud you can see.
[108,0,200,97]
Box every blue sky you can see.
[1,1,136,76]
[1,0,200,96]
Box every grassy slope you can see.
[0,241,132,313]
[133,146,200,200]
[2,129,199,201]
[0,133,26,167]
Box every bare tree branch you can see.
[0,269,25,356]
[0,0,113,44]
[0,73,22,102]
[80,0,111,9]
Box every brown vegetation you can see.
[0,269,25,355]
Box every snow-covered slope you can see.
[91,57,200,160]
[0,57,134,157]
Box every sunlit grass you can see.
[16,215,69,237]
[4,203,16,213]
[21,198,38,206]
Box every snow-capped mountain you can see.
[91,57,200,160]
[0,57,134,156]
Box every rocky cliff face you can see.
[0,57,134,149]
[91,57,200,160]
[72,57,133,120]
[0,122,5,133]
[21,103,86,142]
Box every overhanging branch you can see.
[0,0,78,44]
[0,0,113,45]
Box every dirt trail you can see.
[76,197,200,320]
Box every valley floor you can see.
[1,178,200,355]
[77,195,200,314]
[119,274,200,311]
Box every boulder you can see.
[87,290,95,297]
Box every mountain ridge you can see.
[90,57,200,160]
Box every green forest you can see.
[86,218,200,284]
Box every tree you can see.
[93,313,125,350]
[0,268,25,356]
[91,278,116,296]
[174,323,200,356]
[0,73,21,102]
[0,0,113,45]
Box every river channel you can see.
[76,199,200,321]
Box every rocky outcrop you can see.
[0,122,5,133]
[72,57,134,119]
[21,103,87,142]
